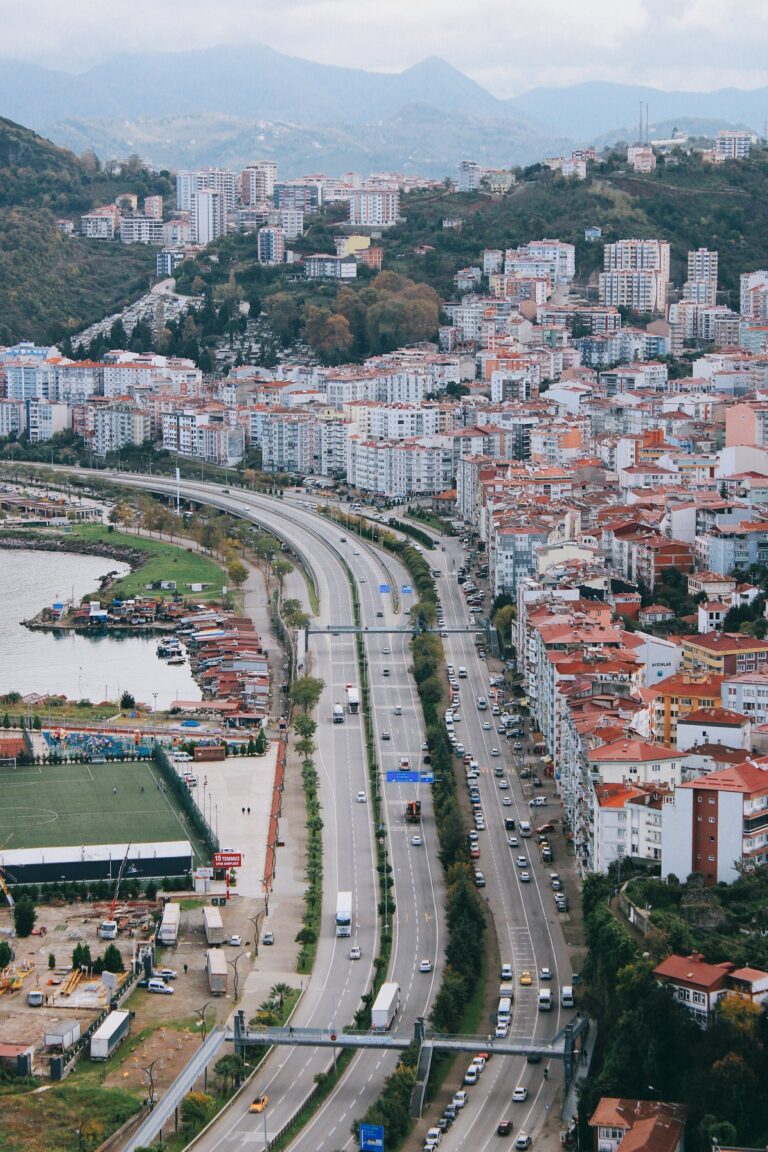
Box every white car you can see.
[498,779,509,789]
[356,791,367,803]
[502,797,512,807]
[349,945,362,960]
[419,959,433,973]
[490,748,500,757]
[516,856,528,868]
[482,721,492,730]
[228,934,242,946]
[495,1022,509,1038]
[262,931,274,946]
[513,1086,529,1103]
[393,705,402,715]
[453,1090,468,1110]
[412,835,423,847]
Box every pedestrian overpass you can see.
[229,1013,590,1118]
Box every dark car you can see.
[498,1121,514,1136]
[526,1052,542,1064]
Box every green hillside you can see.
[0,117,173,344]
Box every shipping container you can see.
[371,982,400,1031]
[158,902,181,945]
[203,905,224,946]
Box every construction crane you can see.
[109,843,133,919]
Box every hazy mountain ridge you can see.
[1,45,764,175]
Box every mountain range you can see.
[0,44,764,176]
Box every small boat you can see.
[167,654,186,665]
[156,641,180,657]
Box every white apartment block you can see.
[599,270,667,313]
[163,219,192,246]
[276,209,304,240]
[177,168,238,213]
[26,399,71,442]
[457,160,482,192]
[81,211,116,240]
[348,188,399,227]
[257,226,285,265]
[627,145,656,172]
[240,161,277,204]
[518,240,575,283]
[715,130,754,161]
[688,248,719,284]
[4,360,54,401]
[119,216,164,245]
[92,405,150,456]
[347,437,454,497]
[0,400,26,437]
[740,270,768,318]
[191,189,226,246]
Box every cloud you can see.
[0,0,766,97]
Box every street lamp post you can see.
[227,951,250,1001]
[142,1058,158,1112]
[248,906,267,957]
[195,1000,213,1044]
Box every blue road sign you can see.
[401,584,412,594]
[379,583,390,593]
[386,770,420,783]
[419,772,435,784]
[360,1123,385,1152]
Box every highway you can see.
[81,475,444,1151]
[430,535,575,1150]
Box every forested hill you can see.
[0,117,172,344]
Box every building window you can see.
[709,817,716,824]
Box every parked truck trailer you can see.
[203,905,224,946]
[157,902,181,945]
[90,1011,130,1061]
[206,949,228,995]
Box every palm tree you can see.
[270,982,293,1011]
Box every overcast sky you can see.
[2,0,767,95]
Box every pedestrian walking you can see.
[113,787,117,795]
[183,963,188,975]
[247,806,251,814]
[242,806,245,815]
[140,786,144,793]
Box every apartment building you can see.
[0,400,26,438]
[627,145,656,172]
[715,130,754,161]
[119,216,164,245]
[274,182,322,214]
[25,399,71,442]
[589,1099,686,1152]
[257,226,285,265]
[304,254,357,280]
[599,238,670,313]
[176,168,238,213]
[662,758,768,883]
[348,188,399,227]
[722,671,768,723]
[191,189,226,246]
[682,632,768,676]
[91,403,151,456]
[457,160,482,192]
[654,953,768,1025]
[80,209,117,240]
[240,161,278,204]
[650,673,724,744]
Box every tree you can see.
[293,713,317,740]
[270,982,293,1010]
[48,952,56,970]
[13,897,36,937]
[181,1091,214,1130]
[72,942,92,968]
[102,943,125,973]
[214,1054,247,1094]
[271,557,293,592]
[290,676,325,713]
[493,604,516,652]
[254,727,267,755]
[227,560,249,589]
[0,940,12,968]
[121,691,136,710]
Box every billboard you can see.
[213,851,242,869]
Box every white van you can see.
[497,996,512,1025]
[561,985,574,1008]
[463,1065,478,1085]
[458,667,467,678]
[538,988,552,1011]
[147,978,174,995]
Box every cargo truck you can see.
[90,1010,130,1060]
[157,902,181,945]
[346,685,360,714]
[335,891,353,937]
[405,800,422,823]
[371,982,401,1031]
[206,949,228,995]
[332,703,344,724]
[203,905,224,946]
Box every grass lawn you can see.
[0,758,205,859]
[69,524,227,601]
[0,1082,142,1152]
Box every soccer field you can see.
[0,759,196,850]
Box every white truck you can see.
[371,982,401,1031]
[346,685,360,714]
[157,902,181,946]
[203,905,224,946]
[206,949,228,995]
[333,703,345,724]
[335,891,353,937]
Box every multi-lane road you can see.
[51,469,575,1150]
